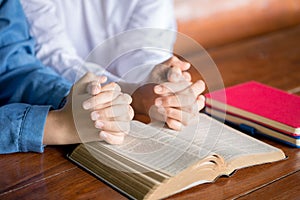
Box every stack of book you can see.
[205,81,300,147]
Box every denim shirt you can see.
[0,0,71,154]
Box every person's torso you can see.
[53,0,138,58]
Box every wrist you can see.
[43,110,80,145]
[131,83,158,116]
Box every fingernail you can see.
[91,112,100,120]
[155,98,162,106]
[95,121,104,128]
[154,85,163,93]
[173,120,183,130]
[199,80,206,88]
[99,131,107,140]
[82,101,91,110]
[199,95,206,101]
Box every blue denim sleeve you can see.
[0,0,72,109]
[0,104,50,153]
[0,0,72,153]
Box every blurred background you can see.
[172,0,300,94]
[174,0,300,51]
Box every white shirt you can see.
[21,0,176,83]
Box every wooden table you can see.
[1,25,300,200]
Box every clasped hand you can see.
[49,56,205,146]
[82,74,134,144]
[151,56,206,130]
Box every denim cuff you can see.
[19,105,51,152]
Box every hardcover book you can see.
[68,114,285,200]
[205,81,300,147]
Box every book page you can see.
[204,118,282,162]
[86,113,283,176]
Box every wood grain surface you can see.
[1,24,300,200]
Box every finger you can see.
[109,106,134,121]
[197,95,206,111]
[148,105,167,122]
[87,82,101,95]
[166,118,183,131]
[156,93,205,110]
[182,72,192,82]
[177,59,191,71]
[154,81,191,95]
[91,104,132,120]
[93,93,132,110]
[179,95,205,113]
[157,81,204,108]
[163,56,179,66]
[101,82,121,92]
[99,131,125,145]
[167,66,185,82]
[86,76,107,95]
[180,80,205,97]
[73,72,102,95]
[167,56,191,71]
[83,90,121,110]
[158,107,194,126]
[155,93,194,108]
[95,120,130,133]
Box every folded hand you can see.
[83,77,134,144]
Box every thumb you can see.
[167,66,185,82]
[73,72,106,95]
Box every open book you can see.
[68,113,285,200]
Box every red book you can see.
[205,81,300,147]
